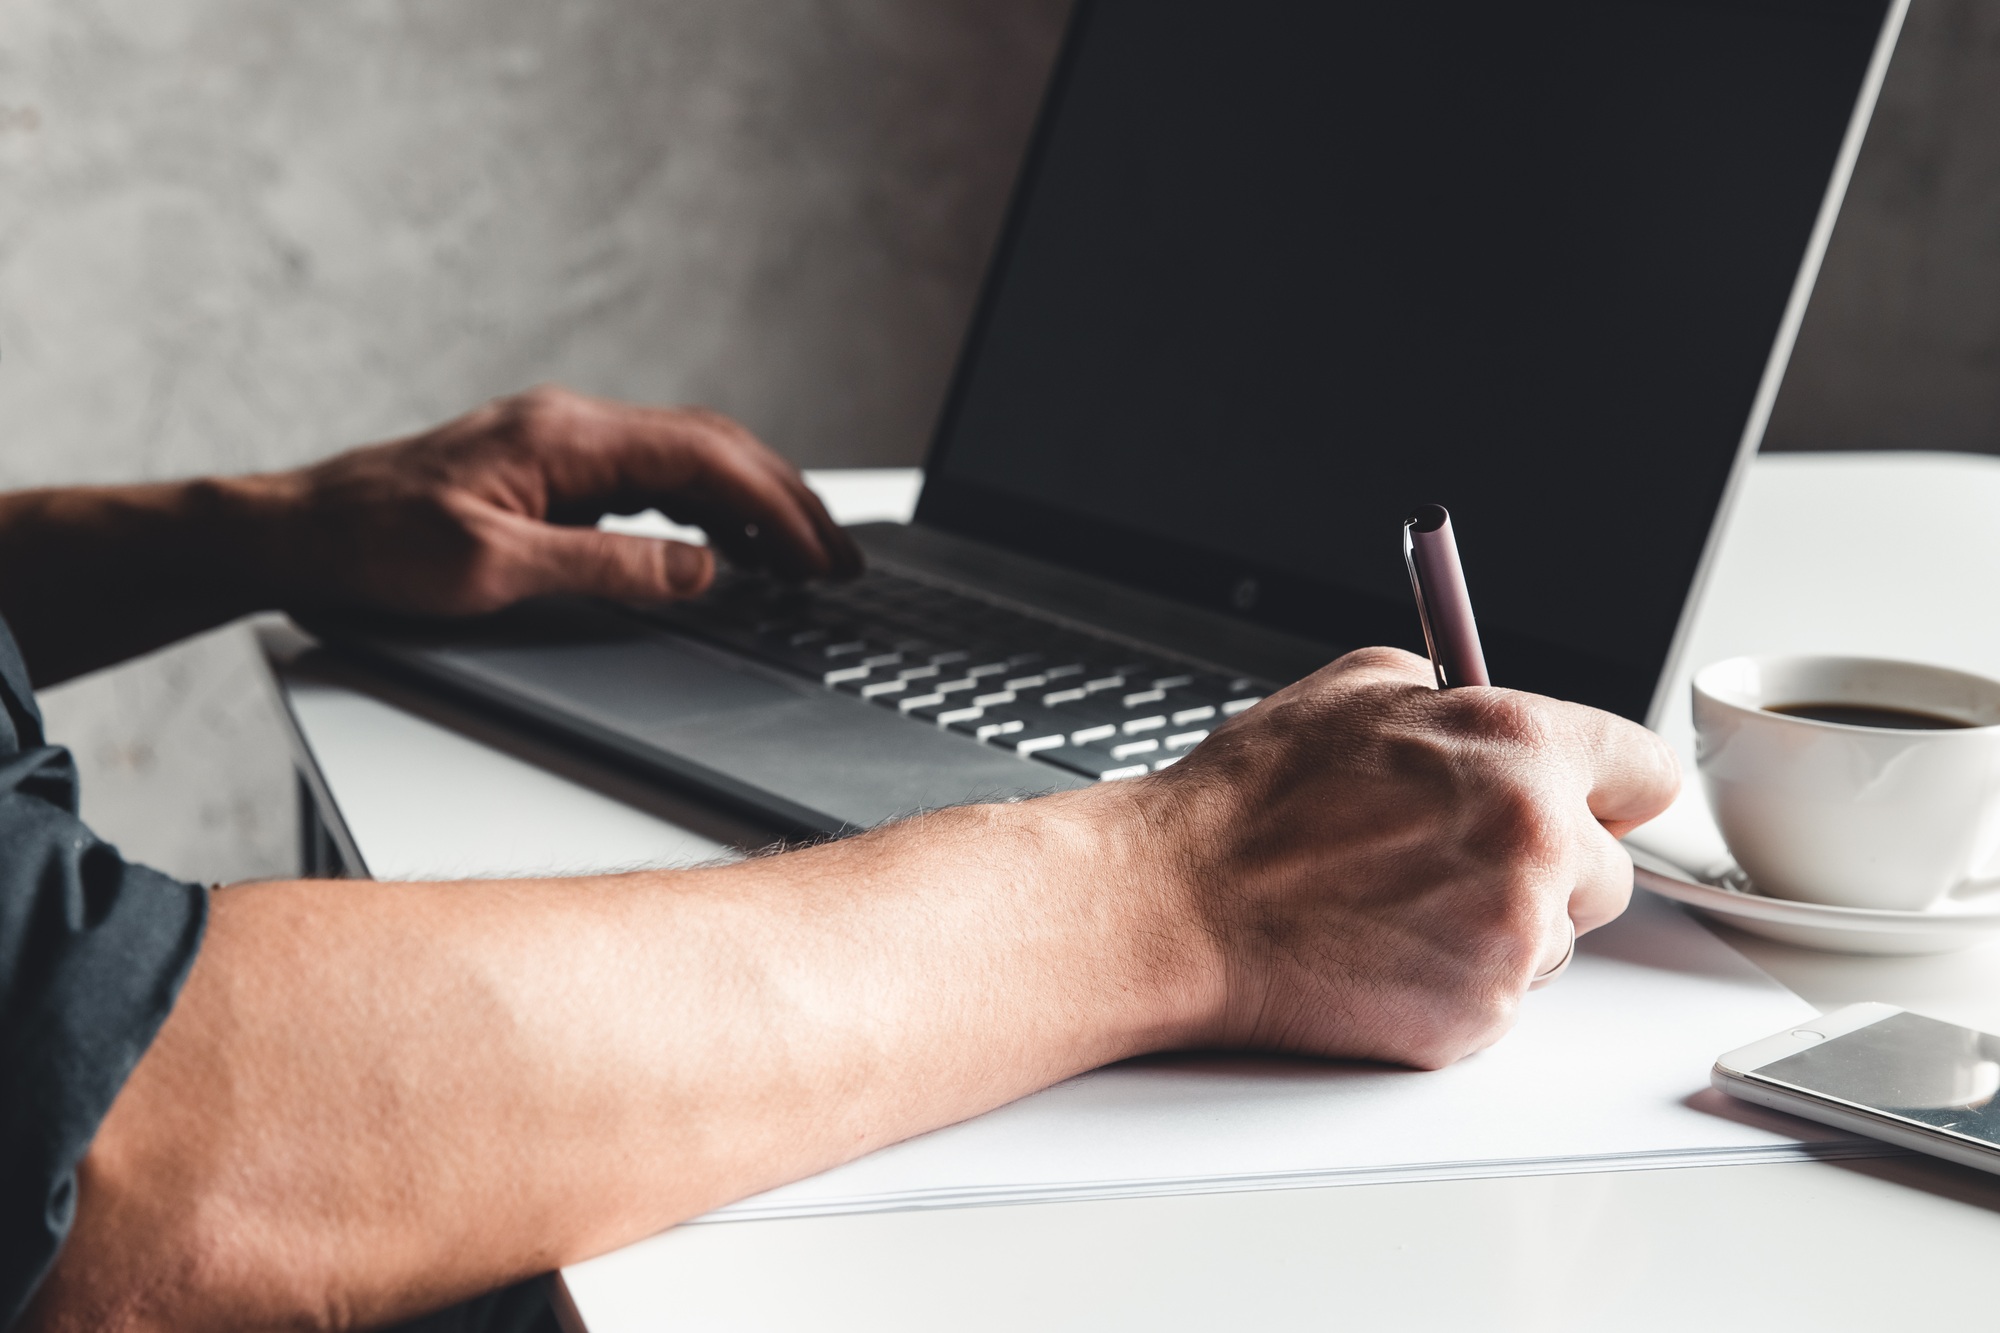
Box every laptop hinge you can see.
[852,521,1341,687]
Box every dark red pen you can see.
[1402,504,1490,689]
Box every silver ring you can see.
[1528,918,1577,990]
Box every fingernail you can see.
[665,542,714,591]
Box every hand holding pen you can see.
[1403,504,1572,987]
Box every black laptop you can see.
[324,0,1904,837]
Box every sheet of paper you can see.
[707,892,1882,1222]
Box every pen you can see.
[1402,504,1490,689]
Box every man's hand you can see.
[254,385,862,618]
[31,647,1679,1331]
[1140,646,1681,1069]
[0,385,858,684]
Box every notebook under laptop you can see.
[321,0,1905,838]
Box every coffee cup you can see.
[1692,655,2000,912]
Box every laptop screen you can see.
[916,0,1893,719]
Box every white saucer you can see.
[1628,847,2000,955]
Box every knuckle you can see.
[505,383,588,439]
[1400,996,1516,1070]
[1472,988,1524,1044]
[677,404,751,443]
[1334,645,1427,678]
[1397,1037,1462,1073]
[1442,689,1549,751]
[1475,783,1567,867]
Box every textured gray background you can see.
[1,0,1069,882]
[3,0,1998,884]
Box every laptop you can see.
[322,0,1905,838]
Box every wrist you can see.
[1045,778,1235,1057]
[178,470,308,610]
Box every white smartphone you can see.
[1714,1002,2000,1177]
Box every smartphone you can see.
[1714,1002,2000,1177]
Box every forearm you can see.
[30,787,1214,1331]
[0,478,289,684]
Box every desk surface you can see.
[271,458,2000,1332]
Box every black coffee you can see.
[1765,701,1975,730]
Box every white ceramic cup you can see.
[1692,655,2000,911]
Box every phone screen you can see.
[1749,1010,2000,1148]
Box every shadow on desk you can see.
[1827,1149,2000,1215]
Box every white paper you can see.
[706,892,1884,1222]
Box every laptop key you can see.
[975,718,1026,742]
[1165,729,1209,749]
[1222,696,1264,716]
[1171,704,1217,725]
[1035,746,1153,782]
[1122,714,1167,735]
[948,704,1030,737]
[1110,738,1159,760]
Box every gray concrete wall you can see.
[7,0,2000,884]
[1765,0,2000,454]
[3,0,1069,883]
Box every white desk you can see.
[268,457,2000,1332]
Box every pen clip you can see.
[1403,517,1447,690]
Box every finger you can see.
[1567,822,1636,936]
[727,446,865,580]
[535,394,846,580]
[768,466,865,579]
[1558,704,1682,836]
[503,521,717,603]
[645,423,845,579]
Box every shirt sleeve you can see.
[0,621,207,1329]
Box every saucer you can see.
[1627,847,2000,956]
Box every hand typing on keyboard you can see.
[254,385,862,626]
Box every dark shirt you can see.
[0,615,207,1326]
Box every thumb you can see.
[513,522,717,602]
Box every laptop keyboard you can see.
[634,570,1270,782]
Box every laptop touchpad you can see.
[435,631,805,728]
